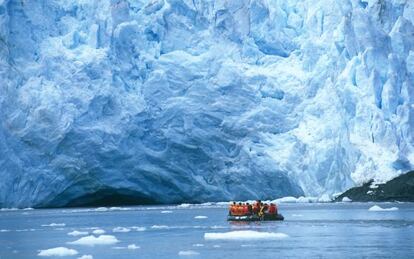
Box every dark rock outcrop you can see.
[336,171,414,202]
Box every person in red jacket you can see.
[253,200,261,215]
[268,203,277,214]
[229,201,236,215]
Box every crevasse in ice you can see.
[0,0,413,207]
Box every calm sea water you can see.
[1,203,413,258]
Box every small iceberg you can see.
[204,230,288,240]
[113,227,131,233]
[92,229,105,235]
[68,235,119,246]
[178,250,200,256]
[194,216,208,219]
[131,226,146,232]
[368,205,399,211]
[41,223,66,227]
[127,244,140,250]
[38,247,78,257]
[151,225,169,229]
[68,231,88,236]
[161,210,173,214]
[341,197,352,202]
[78,255,93,259]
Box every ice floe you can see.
[192,244,204,247]
[41,223,66,227]
[204,231,289,240]
[177,204,191,208]
[77,255,93,259]
[368,205,399,211]
[194,216,208,219]
[113,227,131,233]
[92,229,105,235]
[68,235,119,246]
[127,244,140,250]
[131,226,146,232]
[151,225,169,229]
[161,210,173,214]
[38,247,78,257]
[178,250,200,256]
[68,231,88,236]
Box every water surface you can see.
[1,203,413,258]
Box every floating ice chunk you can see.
[194,216,208,219]
[368,205,399,211]
[0,229,10,232]
[94,207,108,212]
[38,247,78,257]
[192,244,204,247]
[151,225,169,229]
[68,231,88,236]
[161,210,173,214]
[204,231,289,240]
[178,250,200,256]
[77,255,93,259]
[131,226,146,231]
[341,197,352,202]
[23,208,34,210]
[272,196,318,203]
[291,214,303,217]
[127,244,140,250]
[0,208,18,211]
[113,227,131,233]
[109,207,131,211]
[92,229,105,235]
[42,223,66,227]
[210,225,226,229]
[68,235,119,246]
[178,203,191,208]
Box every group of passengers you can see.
[229,200,278,217]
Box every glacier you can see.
[0,0,413,208]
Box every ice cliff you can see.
[0,0,413,207]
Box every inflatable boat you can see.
[227,213,284,222]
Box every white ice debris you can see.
[368,205,399,211]
[178,250,200,256]
[38,247,78,257]
[127,244,140,250]
[341,197,352,202]
[41,223,66,227]
[204,231,289,240]
[77,255,93,259]
[68,235,119,246]
[68,231,88,236]
[92,229,105,235]
[161,210,173,214]
[113,227,130,233]
[151,225,169,229]
[194,216,208,219]
[131,226,146,232]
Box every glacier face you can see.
[0,0,413,207]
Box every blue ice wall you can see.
[0,0,413,207]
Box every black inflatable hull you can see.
[227,214,284,221]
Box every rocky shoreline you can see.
[336,171,414,202]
